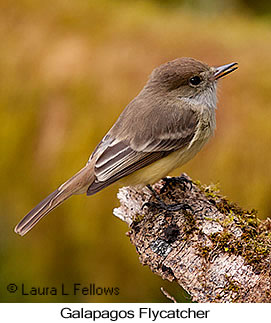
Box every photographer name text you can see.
[6,283,119,296]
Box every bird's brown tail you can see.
[14,164,94,236]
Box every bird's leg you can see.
[160,175,192,194]
[144,184,192,212]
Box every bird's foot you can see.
[146,200,192,212]
[142,184,192,212]
[160,175,192,194]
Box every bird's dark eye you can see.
[189,76,202,86]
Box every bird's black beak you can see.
[214,62,238,80]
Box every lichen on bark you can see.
[113,174,271,303]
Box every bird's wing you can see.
[87,104,199,195]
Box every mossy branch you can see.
[113,174,271,303]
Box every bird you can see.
[14,57,238,236]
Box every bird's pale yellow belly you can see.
[121,129,211,187]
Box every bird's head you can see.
[146,57,238,109]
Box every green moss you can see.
[182,209,197,235]
[224,276,241,302]
[194,181,271,274]
[197,244,212,259]
[226,278,239,293]
[133,213,145,224]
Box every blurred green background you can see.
[1,0,271,302]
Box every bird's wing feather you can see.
[87,103,199,195]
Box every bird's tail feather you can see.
[14,189,70,236]
[14,164,94,236]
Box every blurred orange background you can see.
[1,0,271,302]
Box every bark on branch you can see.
[113,174,271,303]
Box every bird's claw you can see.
[160,175,192,194]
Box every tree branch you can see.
[113,174,271,303]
